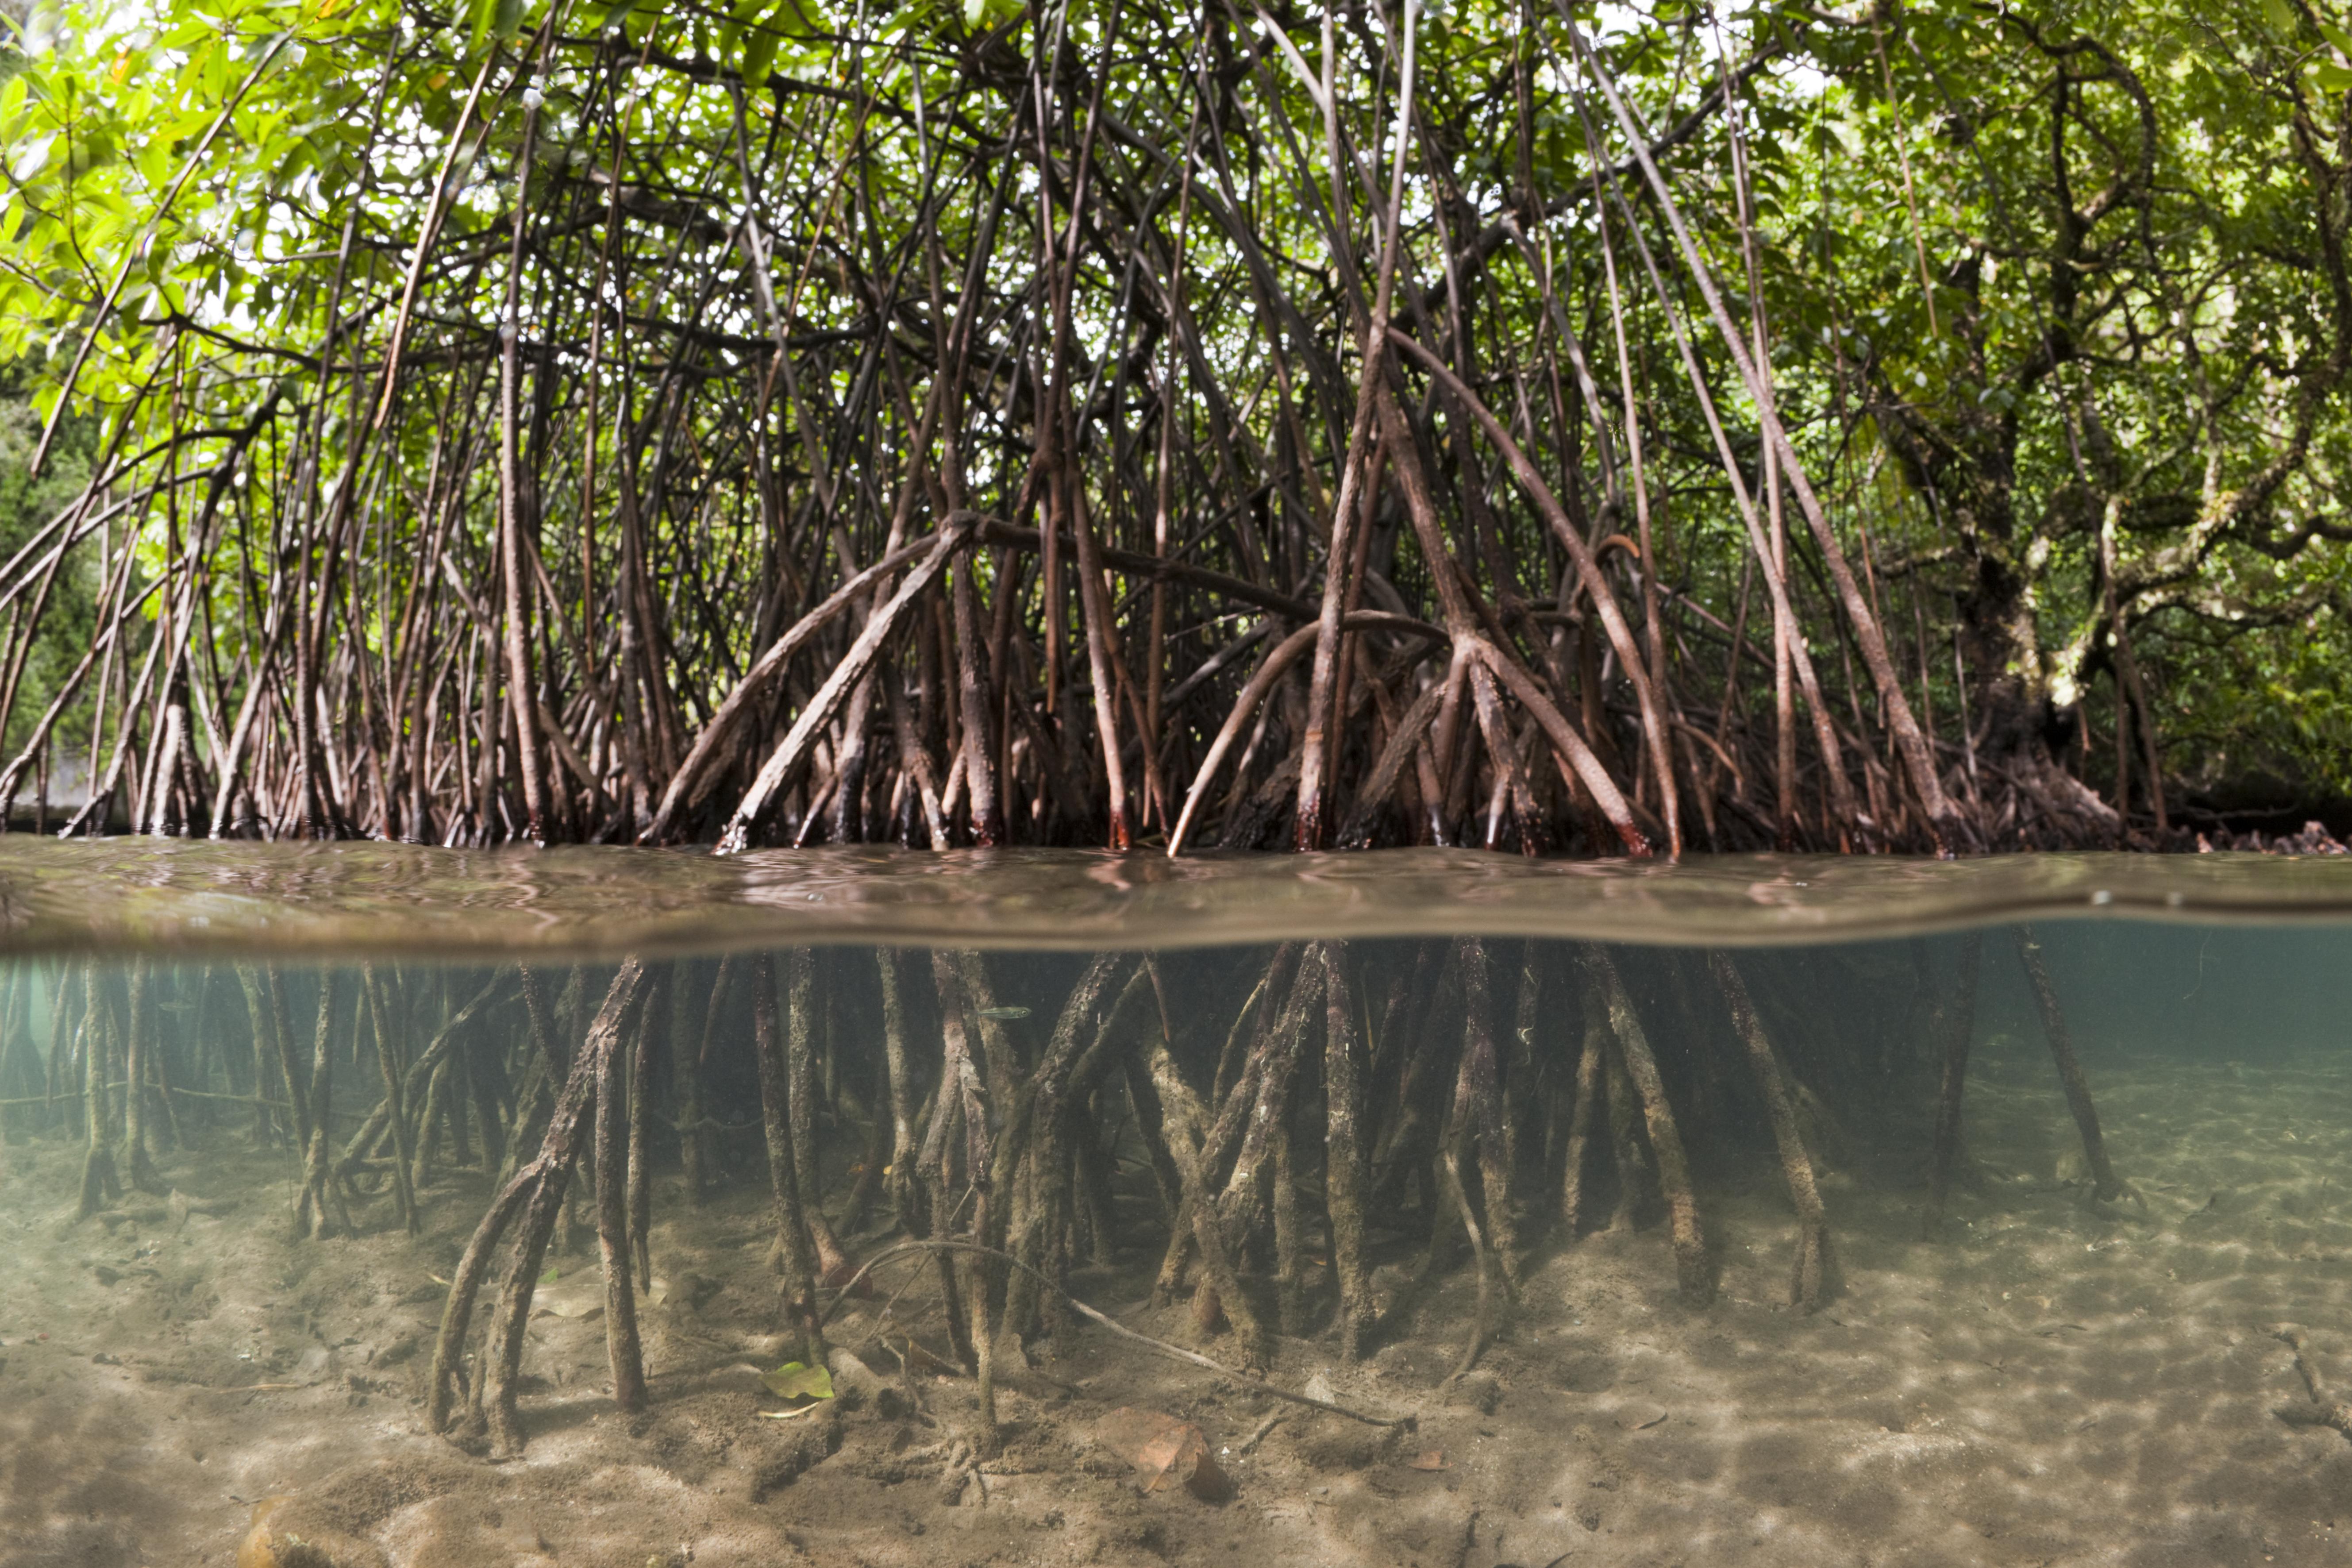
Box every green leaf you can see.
[539,1265,559,1284]
[2319,20,2352,55]
[467,0,499,56]
[744,27,778,83]
[2316,61,2352,91]
[760,1360,835,1401]
[2263,0,2295,35]
[765,0,825,41]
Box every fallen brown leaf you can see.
[1095,1406,1232,1501]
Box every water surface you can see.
[0,840,2348,957]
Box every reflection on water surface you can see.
[0,840,2348,956]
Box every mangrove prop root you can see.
[480,961,648,1457]
[2013,926,2125,1205]
[1559,985,1605,1238]
[1602,1031,1646,1234]
[360,965,420,1235]
[1503,944,1540,1218]
[33,938,2129,1468]
[874,948,920,1235]
[1271,1129,1307,1337]
[922,950,993,1372]
[626,969,660,1281]
[1708,952,1835,1312]
[1157,947,1301,1303]
[296,972,347,1238]
[1217,951,1322,1262]
[75,965,118,1220]
[1923,932,1984,1237]
[239,965,310,1170]
[1587,947,1714,1306]
[754,954,826,1366]
[1321,942,1376,1360]
[597,966,661,1414]
[1000,956,1138,1345]
[123,962,161,1194]
[785,948,851,1284]
[968,1249,999,1458]
[1436,1141,1495,1381]
[427,1167,538,1432]
[677,956,728,1206]
[1454,938,1521,1291]
[1146,1038,1270,1369]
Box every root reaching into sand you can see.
[1709,952,1836,1312]
[12,932,2100,1454]
[1587,948,1712,1307]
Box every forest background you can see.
[0,0,2348,855]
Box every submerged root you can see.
[1921,933,1983,1237]
[1708,952,1837,1313]
[1587,948,1713,1307]
[2015,926,2129,1206]
[13,927,2117,1465]
[456,963,648,1456]
[1321,943,1376,1360]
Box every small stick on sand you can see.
[2273,1327,2352,1441]
[822,1239,1414,1429]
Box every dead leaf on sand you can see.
[1094,1406,1231,1501]
[1407,1449,1448,1471]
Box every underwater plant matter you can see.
[0,925,2147,1463]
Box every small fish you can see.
[978,1006,1031,1021]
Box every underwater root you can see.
[1709,952,1836,1312]
[11,935,2046,1459]
[427,962,650,1455]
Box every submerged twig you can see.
[821,1238,1415,1429]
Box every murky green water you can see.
[3,846,2351,1568]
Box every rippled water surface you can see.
[0,840,2349,955]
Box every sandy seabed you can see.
[7,1031,2352,1568]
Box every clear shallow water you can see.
[2,848,2352,1568]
